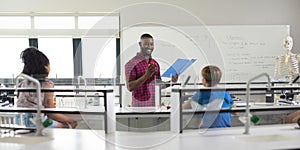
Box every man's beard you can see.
[142,48,152,57]
[144,52,152,57]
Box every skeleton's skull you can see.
[283,36,293,51]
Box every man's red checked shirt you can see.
[125,53,161,107]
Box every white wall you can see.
[1,0,299,52]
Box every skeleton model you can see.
[274,36,300,83]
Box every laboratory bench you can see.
[170,85,300,133]
[2,82,300,133]
[115,103,300,132]
[0,87,115,134]
[2,102,300,132]
[2,79,300,148]
[1,124,300,149]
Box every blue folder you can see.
[162,58,197,77]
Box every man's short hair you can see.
[140,33,153,40]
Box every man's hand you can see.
[145,63,157,79]
[126,63,157,92]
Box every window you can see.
[78,16,119,29]
[82,37,116,78]
[38,37,74,78]
[34,16,75,29]
[0,13,119,80]
[0,16,30,29]
[0,37,29,78]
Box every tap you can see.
[15,73,43,136]
[77,76,87,108]
[244,73,271,134]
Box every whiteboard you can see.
[121,25,290,83]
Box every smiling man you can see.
[125,33,178,107]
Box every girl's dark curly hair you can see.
[20,47,50,77]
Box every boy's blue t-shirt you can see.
[192,91,234,128]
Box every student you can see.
[16,47,77,128]
[125,33,178,107]
[182,65,235,128]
